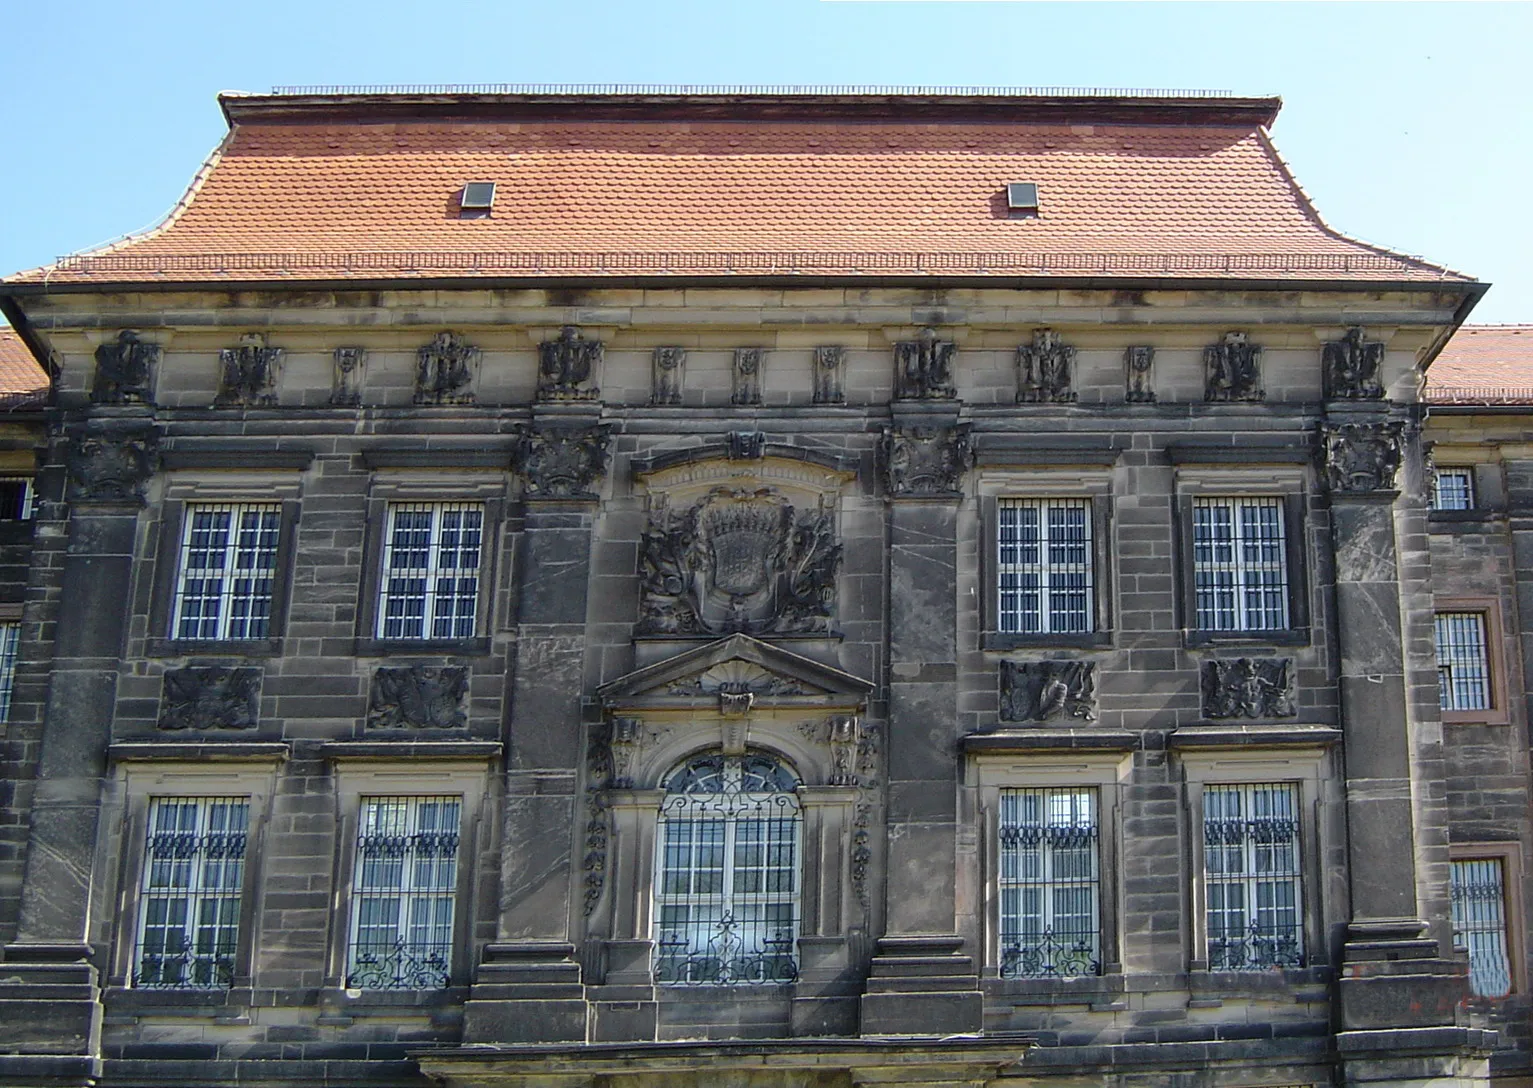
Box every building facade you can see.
[0,88,1521,1088]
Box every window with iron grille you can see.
[1451,858,1513,998]
[1431,469,1476,512]
[376,503,483,640]
[1203,783,1304,970]
[0,477,34,520]
[132,796,249,989]
[346,796,461,991]
[997,499,1093,634]
[1192,498,1289,632]
[998,787,1100,978]
[655,752,800,986]
[1435,612,1491,712]
[0,621,20,723]
[171,503,281,640]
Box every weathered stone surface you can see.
[1200,658,1294,719]
[91,330,159,404]
[999,660,1098,723]
[215,334,284,407]
[514,424,611,499]
[367,666,467,729]
[159,666,261,731]
[1016,328,1077,403]
[881,424,972,498]
[1204,331,1263,401]
[893,329,956,400]
[415,331,480,404]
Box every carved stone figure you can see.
[732,348,763,406]
[1323,326,1386,400]
[828,714,859,786]
[1204,331,1263,402]
[1324,421,1405,493]
[513,424,611,500]
[415,332,480,405]
[368,666,468,729]
[67,426,157,503]
[1202,658,1295,720]
[1125,345,1155,403]
[216,334,284,407]
[652,346,686,406]
[538,326,602,401]
[1016,329,1077,404]
[91,330,159,404]
[881,424,973,498]
[814,345,846,404]
[331,346,366,406]
[727,430,766,460]
[893,329,956,400]
[608,717,642,788]
[158,667,261,731]
[999,660,1097,724]
[637,487,840,637]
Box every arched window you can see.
[654,751,800,985]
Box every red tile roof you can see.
[5,91,1472,286]
[0,330,50,408]
[1426,326,1533,405]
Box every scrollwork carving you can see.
[999,660,1097,724]
[1323,421,1405,493]
[367,666,468,729]
[67,426,157,503]
[881,424,973,499]
[158,666,261,731]
[1201,658,1295,720]
[513,424,611,500]
[92,330,159,404]
[1323,326,1386,400]
[1204,331,1263,402]
[894,329,956,400]
[216,334,284,407]
[538,326,602,401]
[1016,328,1076,404]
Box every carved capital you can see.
[1125,345,1156,403]
[415,332,480,405]
[537,326,602,401]
[514,424,611,500]
[67,425,158,504]
[91,330,160,404]
[1016,328,1077,404]
[893,329,956,400]
[999,660,1097,724]
[1323,326,1386,400]
[1201,658,1295,720]
[881,423,973,499]
[216,334,284,407]
[158,666,261,731]
[368,666,468,729]
[1204,331,1263,402]
[1323,421,1406,493]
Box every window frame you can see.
[1448,843,1525,998]
[1430,467,1477,512]
[168,501,285,642]
[0,616,21,723]
[1432,598,1509,725]
[374,501,486,642]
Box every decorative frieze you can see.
[330,346,367,406]
[158,666,261,731]
[1323,421,1405,493]
[537,326,602,401]
[216,334,284,407]
[1204,331,1263,402]
[1201,657,1295,720]
[367,666,468,730]
[652,346,686,406]
[513,424,611,500]
[881,424,973,499]
[415,331,480,405]
[730,347,763,406]
[91,330,159,404]
[893,329,956,400]
[1323,326,1386,400]
[1125,345,1155,403]
[1016,328,1077,404]
[814,345,846,404]
[67,425,157,504]
[999,660,1098,724]
[638,486,840,637]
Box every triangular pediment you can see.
[597,635,871,708]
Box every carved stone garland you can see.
[1323,421,1405,493]
[158,666,261,731]
[1323,326,1386,400]
[733,348,763,406]
[893,329,956,400]
[1204,331,1263,402]
[637,487,841,637]
[652,346,686,406]
[538,326,602,401]
[999,660,1098,724]
[1201,658,1295,720]
[216,334,284,408]
[67,426,158,504]
[513,424,612,500]
[415,332,480,405]
[1125,345,1155,403]
[1016,328,1077,404]
[851,720,881,910]
[368,666,468,729]
[881,424,973,499]
[583,719,615,916]
[92,330,160,404]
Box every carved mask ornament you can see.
[1324,421,1406,493]
[881,424,973,499]
[514,424,611,500]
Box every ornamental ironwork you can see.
[998,788,1101,978]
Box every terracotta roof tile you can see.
[1426,326,1533,405]
[6,96,1471,285]
[0,330,50,408]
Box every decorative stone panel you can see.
[1125,345,1155,403]
[67,425,157,504]
[1204,331,1263,402]
[367,665,468,729]
[893,329,956,400]
[91,330,159,404]
[513,424,611,500]
[415,332,479,405]
[1201,657,1296,719]
[814,345,846,404]
[732,348,762,406]
[158,666,261,731]
[999,660,1097,724]
[1323,326,1386,400]
[881,424,972,499]
[331,346,367,406]
[1016,328,1076,403]
[216,334,284,407]
[652,346,686,405]
[1324,421,1405,493]
[537,326,601,401]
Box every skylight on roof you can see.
[1006,182,1039,214]
[459,182,496,219]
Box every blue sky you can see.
[5,1,1530,321]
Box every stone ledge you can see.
[1335,1025,1499,1054]
[160,448,314,470]
[1169,724,1342,749]
[316,740,502,761]
[964,729,1140,753]
[108,741,288,763]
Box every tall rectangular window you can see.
[171,503,281,640]
[997,498,1093,634]
[0,477,34,520]
[346,795,461,991]
[1451,858,1513,998]
[998,787,1100,978]
[1431,469,1475,512]
[0,621,20,723]
[132,796,249,989]
[377,503,483,640]
[1203,782,1303,970]
[1192,498,1289,632]
[1435,612,1491,712]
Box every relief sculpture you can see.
[1204,331,1263,402]
[158,666,261,731]
[368,666,468,729]
[999,660,1097,724]
[1323,421,1405,493]
[538,326,602,401]
[1016,328,1077,403]
[893,329,956,400]
[92,330,160,404]
[1202,658,1295,720]
[1323,326,1386,400]
[216,334,284,407]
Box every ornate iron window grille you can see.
[1451,858,1513,998]
[997,499,1093,635]
[1435,612,1491,712]
[655,752,801,986]
[377,503,483,640]
[172,503,282,640]
[1203,783,1304,970]
[133,797,249,989]
[998,787,1101,978]
[1191,498,1289,633]
[346,796,461,991]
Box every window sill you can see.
[318,985,467,1012]
[1184,628,1309,649]
[981,632,1112,652]
[103,986,252,1015]
[354,637,492,657]
[1441,711,1511,727]
[982,974,1123,1004]
[146,638,283,658]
